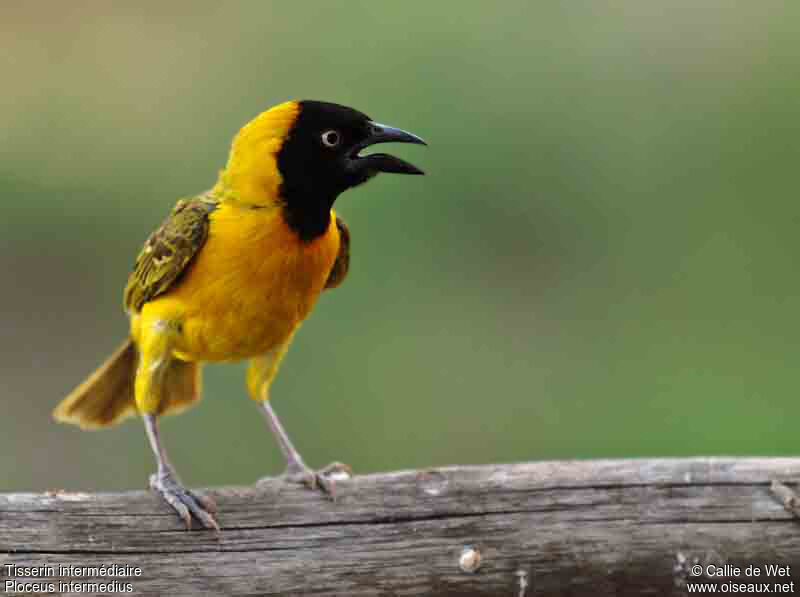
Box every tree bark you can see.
[2,458,800,595]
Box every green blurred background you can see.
[2,2,798,492]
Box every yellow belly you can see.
[135,203,340,362]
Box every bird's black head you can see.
[277,100,426,241]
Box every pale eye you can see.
[321,130,341,148]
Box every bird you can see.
[53,100,426,530]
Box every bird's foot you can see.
[149,469,219,531]
[286,460,352,496]
[259,460,352,498]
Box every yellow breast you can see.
[139,202,340,362]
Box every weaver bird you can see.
[54,100,426,530]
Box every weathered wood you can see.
[2,458,800,595]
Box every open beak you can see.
[350,122,427,175]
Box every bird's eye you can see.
[321,130,341,148]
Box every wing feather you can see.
[324,215,350,290]
[124,197,217,312]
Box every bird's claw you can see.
[149,471,219,532]
[283,460,352,499]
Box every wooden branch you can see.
[3,458,800,595]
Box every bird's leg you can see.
[257,400,351,496]
[248,352,351,496]
[257,399,308,475]
[136,319,217,530]
[143,414,218,531]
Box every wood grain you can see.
[2,458,800,595]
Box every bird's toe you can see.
[150,471,219,532]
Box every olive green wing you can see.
[324,215,350,290]
[124,197,217,312]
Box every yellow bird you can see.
[54,100,426,530]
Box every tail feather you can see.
[54,339,138,429]
[159,357,203,417]
[54,339,202,429]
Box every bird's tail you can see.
[53,339,202,429]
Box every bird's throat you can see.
[280,188,337,242]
